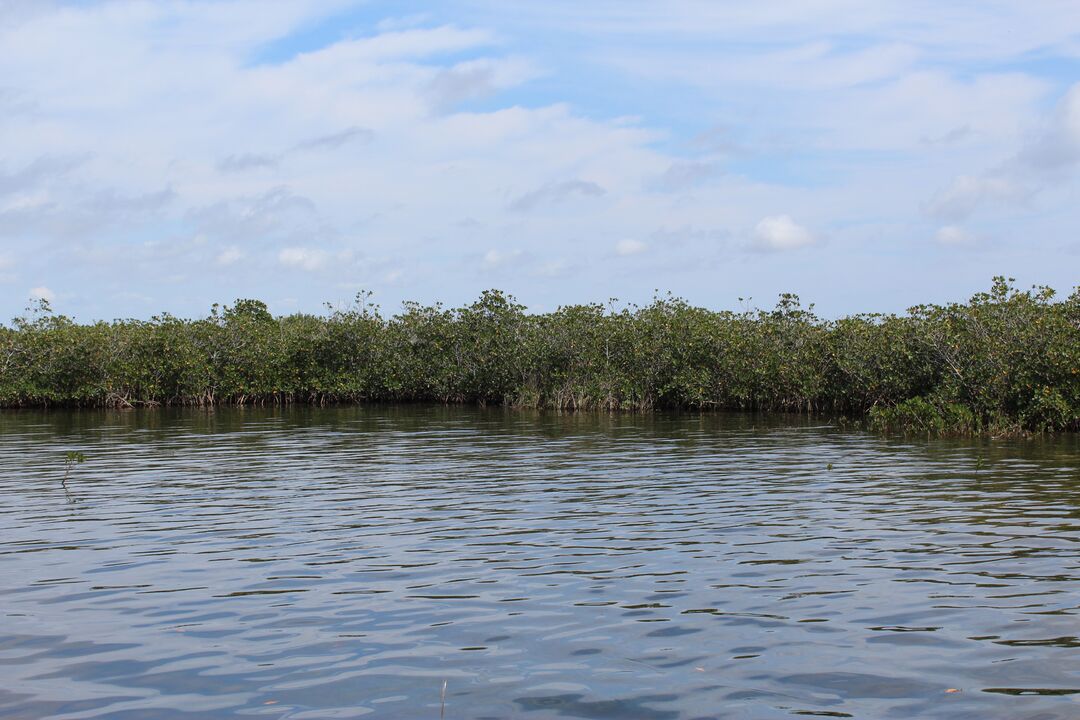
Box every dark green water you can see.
[1,407,1078,719]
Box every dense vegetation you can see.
[1,278,1077,434]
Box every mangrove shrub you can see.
[1,279,1077,434]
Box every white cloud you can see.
[216,247,243,266]
[922,80,1080,225]
[376,14,434,33]
[426,57,538,110]
[650,160,722,192]
[509,180,606,212]
[935,225,976,246]
[29,285,54,302]
[482,248,523,268]
[926,174,1025,222]
[615,238,647,256]
[752,215,815,251]
[0,154,88,196]
[1015,81,1080,175]
[293,126,373,152]
[217,153,279,173]
[278,247,328,271]
[534,260,567,277]
[186,188,320,248]
[838,71,1046,151]
[604,41,921,94]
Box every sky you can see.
[1,0,1079,321]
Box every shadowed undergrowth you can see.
[2,277,1077,435]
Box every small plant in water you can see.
[63,451,86,486]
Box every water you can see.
[1,407,1078,719]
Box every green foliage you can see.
[63,451,86,484]
[2,278,1077,435]
[868,395,978,435]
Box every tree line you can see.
[1,277,1076,434]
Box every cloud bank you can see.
[0,1,1077,319]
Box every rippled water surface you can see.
[1,407,1078,719]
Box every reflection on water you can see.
[1,406,1078,719]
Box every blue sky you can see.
[1,0,1078,320]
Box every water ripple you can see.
[1,407,1078,719]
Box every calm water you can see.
[1,407,1078,720]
